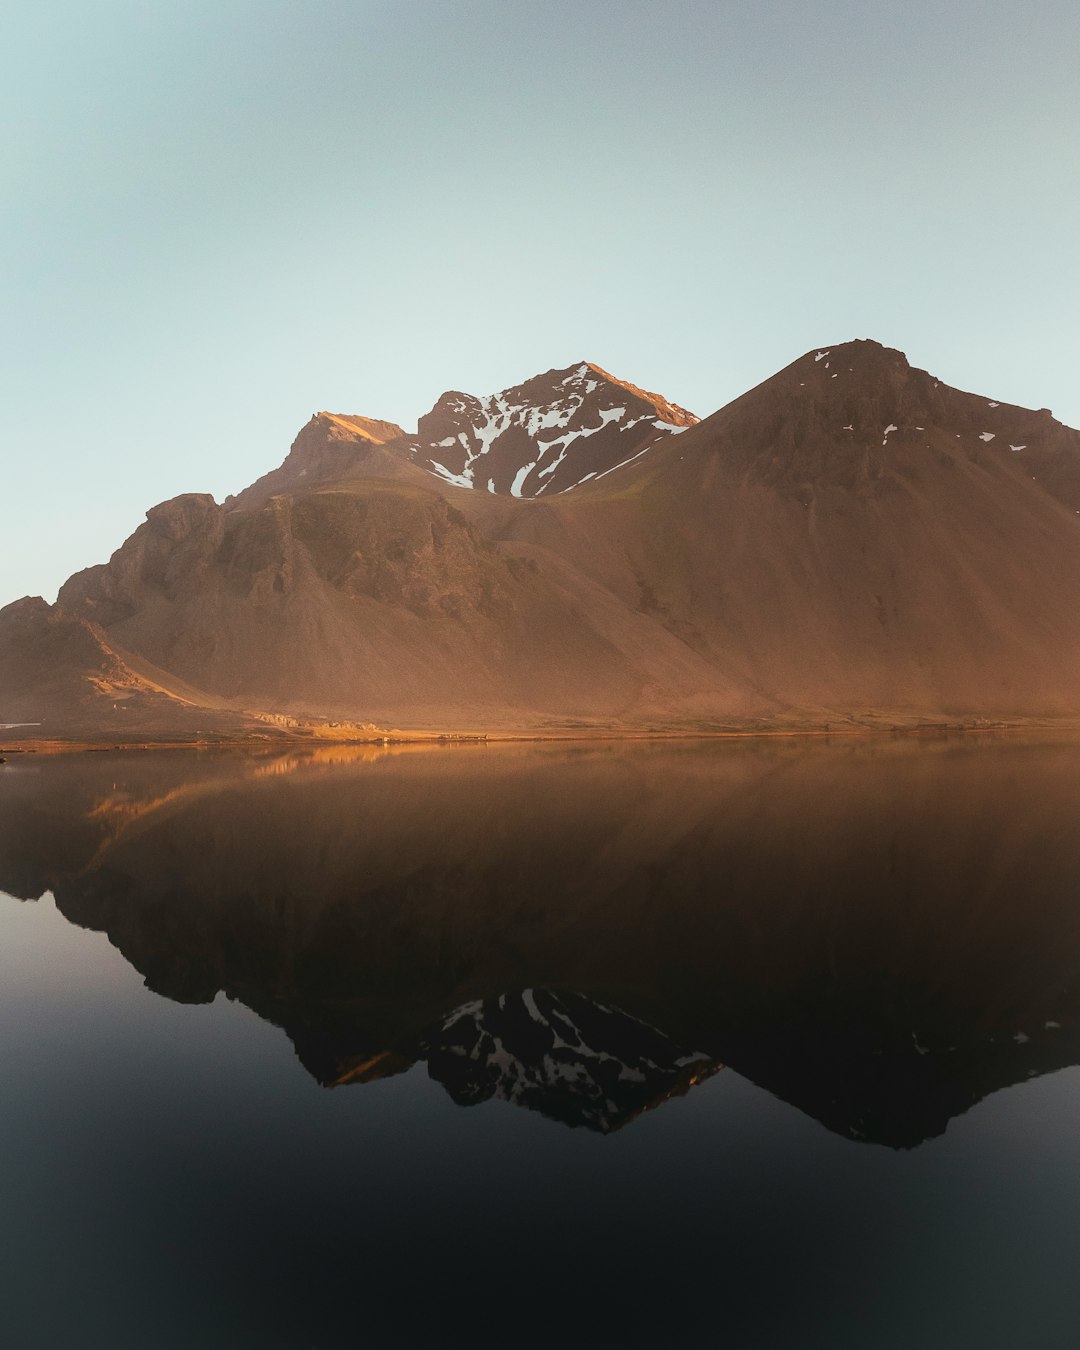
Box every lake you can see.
[4,736,1080,1349]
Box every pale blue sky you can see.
[3,0,1078,606]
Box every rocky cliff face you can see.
[45,474,735,724]
[60,493,225,627]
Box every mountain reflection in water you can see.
[5,736,1080,1149]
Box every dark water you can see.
[4,737,1080,1349]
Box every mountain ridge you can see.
[406,359,699,497]
[5,339,1080,739]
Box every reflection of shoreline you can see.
[6,737,1080,1147]
[24,743,481,870]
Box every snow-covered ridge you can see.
[408,361,698,499]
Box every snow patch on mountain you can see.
[409,362,698,499]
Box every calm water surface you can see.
[4,737,1080,1348]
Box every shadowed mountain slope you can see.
[0,594,259,738]
[4,340,1080,736]
[506,340,1080,721]
[50,478,749,727]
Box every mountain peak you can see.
[695,338,1078,504]
[314,412,406,445]
[229,410,409,508]
[408,361,698,497]
[781,339,913,391]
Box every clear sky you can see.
[3,0,1078,607]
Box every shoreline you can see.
[1,719,1068,757]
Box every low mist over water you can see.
[4,737,1080,1348]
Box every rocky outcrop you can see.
[59,493,225,626]
[231,412,411,509]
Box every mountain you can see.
[405,361,698,497]
[5,339,1080,738]
[231,412,412,509]
[0,594,257,739]
[229,362,697,510]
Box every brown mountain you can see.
[0,594,256,738]
[4,339,1080,738]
